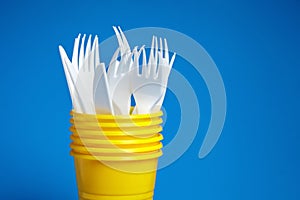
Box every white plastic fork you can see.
[69,34,95,114]
[151,37,176,112]
[131,37,176,114]
[107,26,133,115]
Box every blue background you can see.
[0,0,299,199]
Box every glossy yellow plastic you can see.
[70,109,163,120]
[73,158,158,199]
[70,133,163,145]
[70,117,162,128]
[70,142,163,154]
[70,125,162,137]
[69,110,164,200]
[70,150,162,161]
[70,109,163,137]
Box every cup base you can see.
[74,156,158,199]
[78,190,153,200]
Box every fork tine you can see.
[164,38,169,61]
[107,47,120,77]
[149,36,155,65]
[91,35,96,54]
[127,46,138,72]
[159,37,163,57]
[131,46,139,75]
[141,47,148,77]
[94,35,100,65]
[154,36,158,63]
[150,37,159,76]
[118,26,132,63]
[158,37,163,61]
[113,26,125,56]
[118,26,130,54]
[85,35,92,71]
[79,34,86,70]
[72,34,81,70]
[90,36,97,73]
[142,46,146,68]
[132,45,144,75]
[169,52,176,68]
[85,35,92,59]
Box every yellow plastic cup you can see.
[69,110,164,200]
[71,150,162,200]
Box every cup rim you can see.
[70,133,163,145]
[70,142,163,153]
[70,109,163,120]
[70,118,162,128]
[70,125,162,136]
[70,149,163,161]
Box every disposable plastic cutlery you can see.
[93,37,114,114]
[132,37,176,114]
[59,34,81,111]
[151,38,176,112]
[75,34,96,114]
[59,34,113,114]
[107,26,133,115]
[59,27,175,115]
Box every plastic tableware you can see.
[107,26,133,115]
[131,37,176,114]
[59,34,113,114]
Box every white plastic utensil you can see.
[59,34,81,111]
[59,27,175,116]
[59,34,113,114]
[72,34,96,114]
[132,37,176,114]
[151,37,176,112]
[93,37,114,114]
[107,26,133,115]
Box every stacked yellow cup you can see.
[69,109,164,200]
